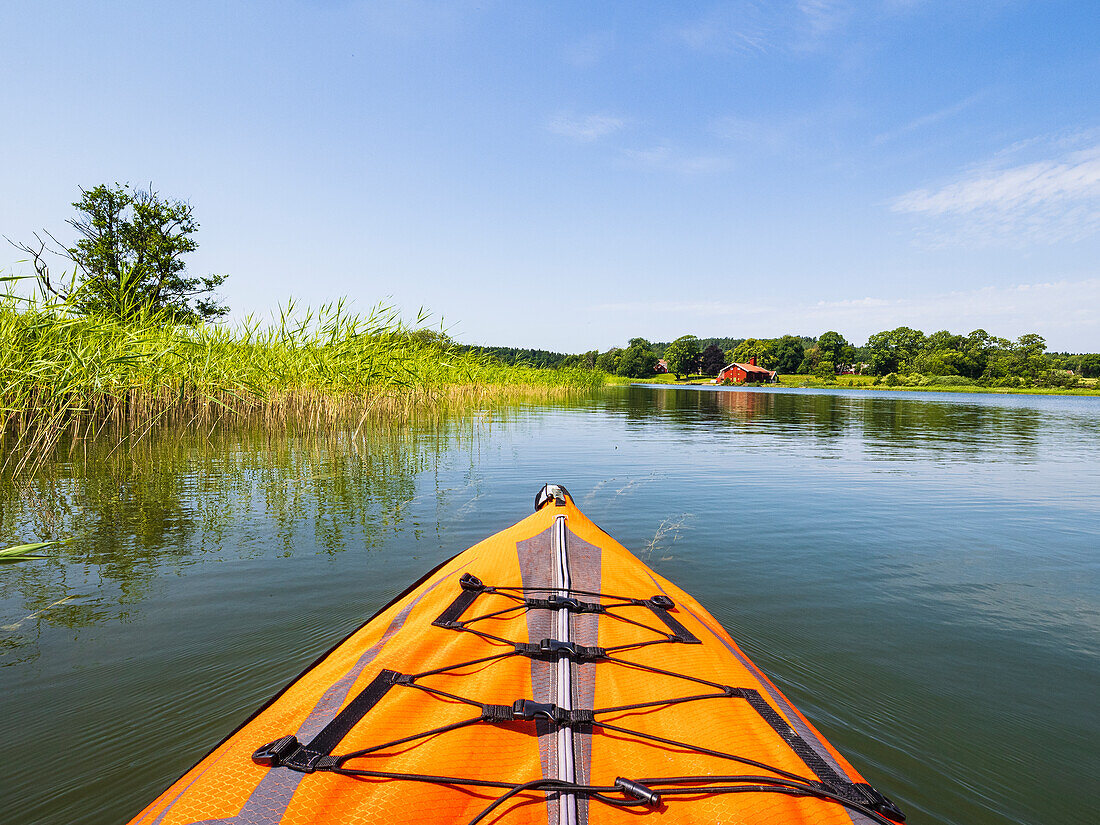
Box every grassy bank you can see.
[0,296,603,472]
[611,372,1100,395]
[606,374,712,385]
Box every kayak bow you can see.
[127,484,904,825]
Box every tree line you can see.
[12,186,1095,389]
[555,330,1100,386]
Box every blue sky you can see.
[2,1,1098,351]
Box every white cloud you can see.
[674,0,852,55]
[674,4,772,54]
[711,116,794,152]
[562,32,614,68]
[872,93,983,145]
[891,137,1100,246]
[547,113,627,143]
[590,279,1100,348]
[620,146,731,175]
[797,0,851,39]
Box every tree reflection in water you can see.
[0,421,457,654]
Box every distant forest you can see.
[459,346,575,369]
[460,330,1100,389]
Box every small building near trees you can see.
[716,357,778,384]
[655,359,669,374]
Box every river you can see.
[1,385,1097,824]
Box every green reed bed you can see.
[0,296,603,472]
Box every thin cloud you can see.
[797,0,851,39]
[675,1,853,58]
[619,146,732,175]
[562,32,614,68]
[547,113,627,143]
[712,116,793,152]
[872,93,983,145]
[674,4,772,54]
[891,137,1100,246]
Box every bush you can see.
[1035,372,1080,389]
[924,374,976,387]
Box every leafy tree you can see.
[729,337,775,369]
[663,335,701,378]
[559,350,599,369]
[1007,333,1048,380]
[13,183,227,322]
[911,349,962,376]
[595,348,622,373]
[771,335,805,374]
[699,343,726,376]
[465,345,574,368]
[866,327,926,375]
[616,343,658,378]
[958,329,1007,379]
[816,331,852,371]
[796,345,819,374]
[1076,353,1100,378]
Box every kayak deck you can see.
[128,485,904,825]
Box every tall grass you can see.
[0,293,603,473]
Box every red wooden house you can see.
[716,357,777,384]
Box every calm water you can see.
[2,387,1098,825]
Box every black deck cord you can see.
[464,779,638,825]
[467,775,900,825]
[432,582,864,787]
[289,580,902,822]
[326,766,897,825]
[643,776,899,825]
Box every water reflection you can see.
[0,424,447,662]
[614,386,1056,462]
[1,387,1097,825]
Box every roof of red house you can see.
[721,362,777,375]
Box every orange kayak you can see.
[127,485,905,825]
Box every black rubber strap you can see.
[645,602,701,644]
[740,689,846,788]
[252,669,401,773]
[306,669,401,754]
[432,575,488,628]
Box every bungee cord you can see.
[253,578,905,824]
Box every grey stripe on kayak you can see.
[133,758,220,825]
[564,529,601,825]
[167,562,470,825]
[646,573,875,825]
[517,526,559,825]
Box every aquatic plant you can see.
[0,541,52,563]
[0,291,602,473]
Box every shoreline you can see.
[612,376,1100,397]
